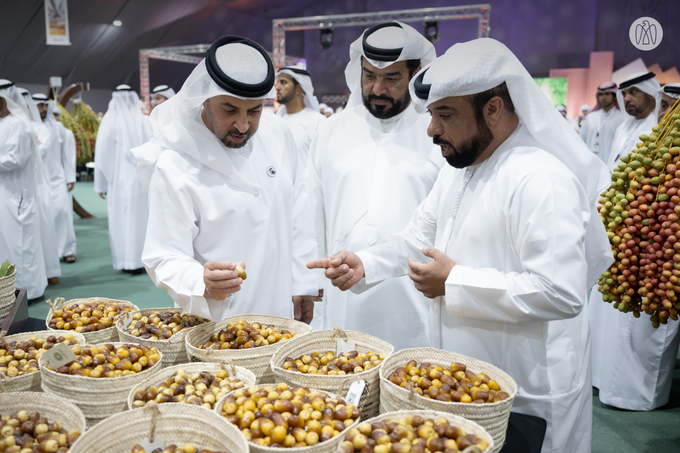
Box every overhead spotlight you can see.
[319,28,334,49]
[424,21,440,43]
[113,20,122,27]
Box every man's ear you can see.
[484,96,504,127]
[202,98,209,109]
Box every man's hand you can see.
[203,260,246,301]
[67,183,74,192]
[293,296,315,324]
[408,247,456,299]
[98,192,106,199]
[307,251,364,291]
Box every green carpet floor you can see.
[29,182,680,452]
[29,181,174,322]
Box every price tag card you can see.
[138,436,165,451]
[344,380,366,407]
[42,342,77,369]
[120,312,133,329]
[336,338,356,356]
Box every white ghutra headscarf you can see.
[133,36,276,196]
[344,21,436,109]
[276,67,320,115]
[151,84,176,100]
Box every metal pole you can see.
[272,21,286,71]
[139,51,150,114]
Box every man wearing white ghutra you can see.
[134,36,320,323]
[308,39,613,453]
[307,22,443,346]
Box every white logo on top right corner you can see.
[629,17,663,51]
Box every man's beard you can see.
[206,103,253,149]
[40,111,47,120]
[434,114,494,169]
[276,90,294,105]
[362,89,410,119]
[625,102,641,116]
[600,95,614,110]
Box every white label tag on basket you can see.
[138,436,165,451]
[42,342,77,369]
[120,312,133,329]
[345,379,366,407]
[336,338,356,356]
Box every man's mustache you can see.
[433,135,453,148]
[368,94,394,102]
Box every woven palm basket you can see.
[333,409,494,453]
[0,330,85,392]
[45,297,139,344]
[378,348,517,453]
[0,270,16,326]
[116,307,214,368]
[127,360,256,410]
[0,270,16,307]
[185,313,312,383]
[214,385,361,453]
[39,342,163,427]
[69,402,249,453]
[0,391,86,436]
[271,327,394,418]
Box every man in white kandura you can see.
[95,84,153,274]
[309,39,613,453]
[307,21,442,346]
[580,82,624,164]
[32,93,77,264]
[133,36,319,322]
[151,84,175,111]
[0,81,47,299]
[275,67,324,164]
[658,83,680,122]
[15,87,61,284]
[605,72,661,171]
[591,73,680,411]
[575,103,590,132]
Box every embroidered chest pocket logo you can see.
[266,166,277,177]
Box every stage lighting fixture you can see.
[424,21,440,43]
[319,28,334,49]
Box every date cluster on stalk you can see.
[597,106,680,328]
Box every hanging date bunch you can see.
[598,98,680,328]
